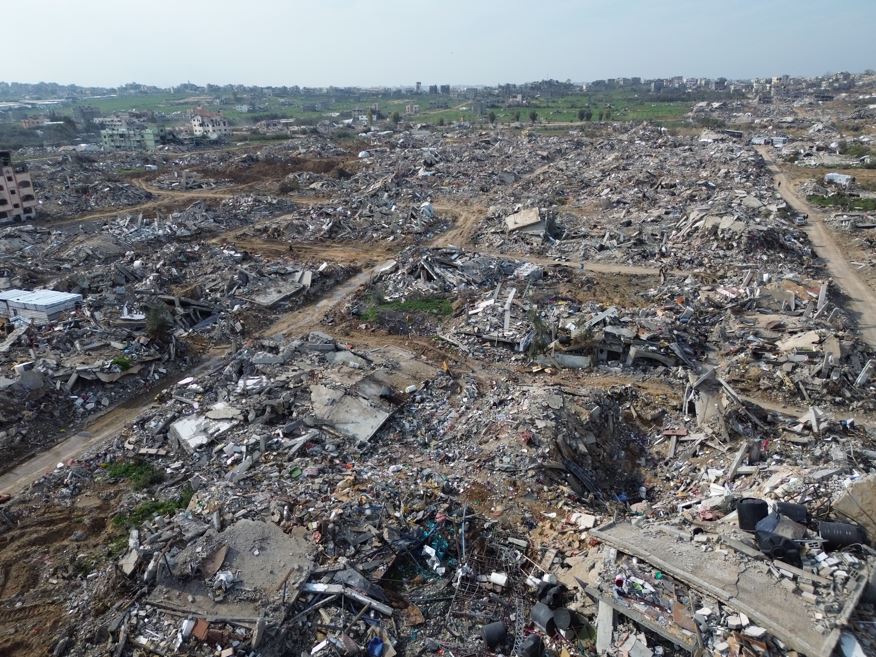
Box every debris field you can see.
[1,95,876,657]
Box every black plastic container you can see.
[519,635,545,657]
[737,497,769,531]
[481,621,507,649]
[552,608,572,631]
[819,521,866,549]
[754,512,803,566]
[775,502,810,524]
[531,602,556,635]
[756,531,802,566]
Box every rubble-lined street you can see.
[1,69,876,657]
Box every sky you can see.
[12,0,876,88]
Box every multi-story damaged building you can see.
[0,151,37,223]
[101,126,157,151]
[191,108,231,140]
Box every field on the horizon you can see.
[55,88,693,126]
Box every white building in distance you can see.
[191,109,231,140]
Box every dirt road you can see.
[758,146,876,348]
[221,237,397,264]
[260,263,393,337]
[131,176,240,200]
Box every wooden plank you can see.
[725,442,750,482]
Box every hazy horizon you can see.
[11,0,876,89]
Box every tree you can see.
[437,117,445,127]
[578,108,592,122]
[528,110,538,124]
[391,111,401,124]
[488,110,497,125]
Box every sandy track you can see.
[758,146,876,348]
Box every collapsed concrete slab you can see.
[504,207,553,236]
[149,519,315,621]
[169,414,237,453]
[310,384,391,443]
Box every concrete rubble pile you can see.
[0,294,189,466]
[0,198,351,476]
[368,246,519,301]
[151,170,233,191]
[103,195,298,243]
[459,130,811,271]
[244,191,448,245]
[17,134,349,221]
[2,329,872,657]
[0,242,354,470]
[27,152,157,219]
[359,246,875,415]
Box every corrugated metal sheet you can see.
[10,290,82,310]
[0,289,82,324]
[0,289,29,301]
[0,289,82,308]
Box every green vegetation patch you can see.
[112,485,194,529]
[837,141,876,159]
[363,296,453,322]
[808,194,876,212]
[103,460,164,490]
[110,355,133,371]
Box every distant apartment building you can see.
[101,127,157,151]
[19,117,45,129]
[191,109,231,140]
[0,151,37,223]
[94,115,131,130]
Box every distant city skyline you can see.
[11,0,876,88]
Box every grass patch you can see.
[107,533,129,558]
[103,460,164,490]
[808,194,876,212]
[838,141,876,159]
[362,296,453,321]
[111,355,133,371]
[112,485,194,529]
